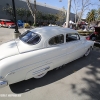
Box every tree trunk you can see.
[34,0,36,25]
[26,0,36,25]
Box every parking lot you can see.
[0,27,100,100]
[0,27,27,44]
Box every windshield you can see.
[19,31,41,45]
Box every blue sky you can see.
[36,0,100,18]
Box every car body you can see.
[24,23,30,28]
[0,19,15,28]
[17,20,24,27]
[86,27,100,45]
[0,26,94,88]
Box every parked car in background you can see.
[86,27,100,45]
[0,19,15,28]
[0,26,94,88]
[24,23,30,28]
[17,20,24,27]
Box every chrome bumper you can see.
[0,81,7,88]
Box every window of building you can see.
[66,33,80,42]
[19,30,41,45]
[49,34,64,45]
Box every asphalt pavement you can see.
[0,27,100,100]
[0,27,27,44]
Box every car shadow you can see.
[9,48,100,94]
[70,47,100,100]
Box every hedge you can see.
[77,30,94,36]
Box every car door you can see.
[63,33,85,63]
[47,34,66,69]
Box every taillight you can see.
[86,37,90,40]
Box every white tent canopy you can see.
[69,20,75,24]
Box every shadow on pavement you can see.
[10,47,100,98]
[70,47,100,100]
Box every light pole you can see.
[59,0,71,27]
[12,0,21,38]
[66,0,71,27]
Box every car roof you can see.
[30,26,78,39]
[0,19,11,21]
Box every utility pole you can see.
[12,0,21,38]
[59,0,71,28]
[66,0,71,27]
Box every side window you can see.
[49,34,64,45]
[66,33,80,42]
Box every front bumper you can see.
[0,81,7,88]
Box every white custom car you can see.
[0,26,94,88]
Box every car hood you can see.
[0,40,19,60]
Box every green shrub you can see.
[77,30,93,36]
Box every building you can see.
[0,0,75,24]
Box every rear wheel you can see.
[84,47,92,56]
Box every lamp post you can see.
[12,0,21,38]
[59,0,71,27]
[66,0,71,27]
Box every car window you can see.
[49,34,64,45]
[19,30,41,45]
[66,33,80,42]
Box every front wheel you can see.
[84,47,92,56]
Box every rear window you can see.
[19,30,41,45]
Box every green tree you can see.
[97,8,100,20]
[86,9,96,23]
[16,8,25,20]
[36,11,42,20]
[36,11,56,24]
[56,11,66,24]
[25,9,31,22]
[3,6,13,16]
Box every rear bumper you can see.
[0,81,8,88]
